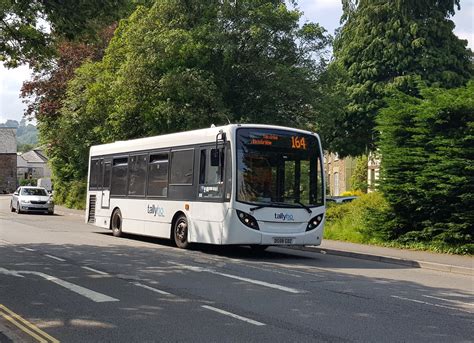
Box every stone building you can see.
[0,127,18,193]
[324,153,356,196]
[17,148,51,180]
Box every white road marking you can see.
[422,295,474,306]
[45,254,66,262]
[133,282,171,295]
[22,247,36,252]
[0,267,118,303]
[0,267,24,278]
[170,262,303,294]
[391,295,472,313]
[82,266,109,275]
[202,305,266,326]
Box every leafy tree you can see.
[350,155,368,193]
[332,0,473,156]
[0,0,134,68]
[49,0,330,207]
[376,81,473,249]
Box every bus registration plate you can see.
[273,237,294,244]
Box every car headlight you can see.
[47,199,54,204]
[20,199,30,204]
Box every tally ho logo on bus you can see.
[274,213,294,221]
[147,204,165,217]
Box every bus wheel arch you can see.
[171,211,190,249]
[111,207,123,237]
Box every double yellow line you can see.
[0,304,59,342]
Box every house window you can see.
[334,172,339,195]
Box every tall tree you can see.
[0,0,133,68]
[47,0,330,206]
[332,0,472,156]
[377,81,473,249]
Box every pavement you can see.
[53,203,473,276]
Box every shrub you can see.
[324,192,389,243]
[53,179,87,209]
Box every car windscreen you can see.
[21,188,48,196]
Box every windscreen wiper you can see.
[250,204,271,211]
[250,202,288,211]
[295,200,312,214]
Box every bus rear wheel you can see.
[111,209,123,237]
[173,215,189,249]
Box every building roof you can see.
[0,127,17,153]
[20,149,48,163]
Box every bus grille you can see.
[88,195,96,223]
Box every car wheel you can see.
[10,201,15,212]
[173,214,190,249]
[16,202,21,214]
[111,209,123,237]
[48,210,54,215]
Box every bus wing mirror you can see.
[211,149,220,167]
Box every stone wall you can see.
[0,154,17,193]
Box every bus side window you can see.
[225,146,232,201]
[111,157,128,196]
[89,159,101,189]
[198,148,224,199]
[128,154,147,196]
[148,153,169,197]
[170,150,194,185]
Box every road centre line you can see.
[202,305,266,326]
[45,254,66,262]
[22,247,36,252]
[82,266,109,275]
[391,295,472,313]
[133,282,172,295]
[169,262,303,294]
[0,304,59,343]
[0,267,119,303]
[422,294,474,306]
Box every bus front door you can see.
[101,161,111,209]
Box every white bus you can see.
[86,124,326,250]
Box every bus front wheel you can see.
[173,215,189,249]
[111,209,123,237]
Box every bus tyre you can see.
[250,245,268,253]
[111,209,123,237]
[173,215,189,249]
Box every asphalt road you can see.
[0,196,472,342]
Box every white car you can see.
[10,186,54,215]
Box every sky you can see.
[0,0,473,124]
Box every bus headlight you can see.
[306,214,323,231]
[236,210,259,230]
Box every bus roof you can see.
[89,124,318,156]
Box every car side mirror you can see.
[13,192,18,196]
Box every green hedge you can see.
[53,179,87,210]
[324,192,473,254]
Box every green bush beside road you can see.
[324,193,473,255]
